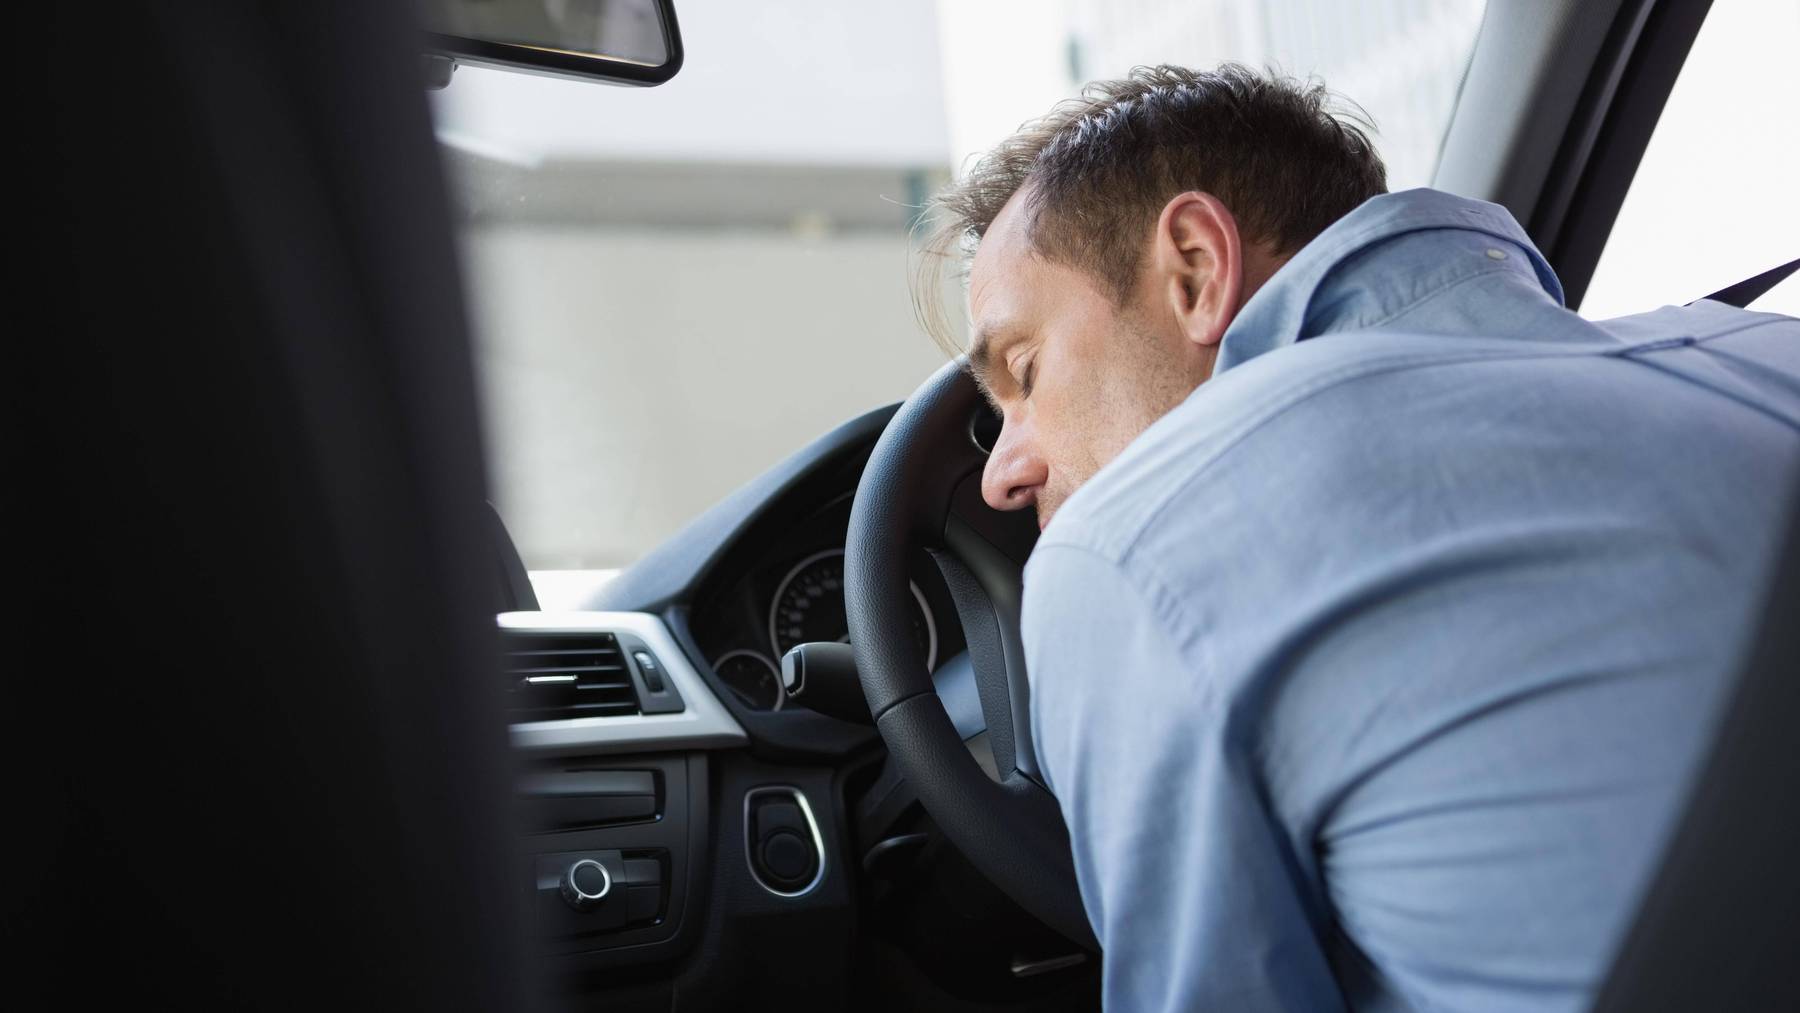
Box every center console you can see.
[496,596,857,1012]
[523,753,705,959]
[499,611,747,974]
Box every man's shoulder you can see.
[1043,299,1800,566]
[1048,297,1800,564]
[1044,325,1528,559]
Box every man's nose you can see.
[981,415,1046,512]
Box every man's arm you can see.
[1022,541,1346,1013]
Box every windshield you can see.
[434,0,1488,580]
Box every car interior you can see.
[18,1,1797,1011]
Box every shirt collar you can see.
[1214,188,1564,375]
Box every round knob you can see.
[559,858,612,911]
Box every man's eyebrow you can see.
[967,327,994,382]
[965,322,1008,400]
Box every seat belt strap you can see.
[1697,256,1800,308]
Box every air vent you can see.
[504,631,641,722]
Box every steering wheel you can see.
[844,359,1097,950]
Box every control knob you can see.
[559,858,612,911]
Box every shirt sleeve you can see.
[1023,541,1347,1013]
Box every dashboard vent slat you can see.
[503,631,641,722]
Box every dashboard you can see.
[491,403,1085,1009]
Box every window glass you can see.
[1582,0,1800,319]
[434,0,1489,578]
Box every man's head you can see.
[919,64,1386,527]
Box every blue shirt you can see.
[1022,188,1800,1012]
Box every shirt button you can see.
[1486,248,1507,260]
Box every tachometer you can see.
[768,549,937,670]
[711,649,784,710]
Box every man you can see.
[920,64,1800,1010]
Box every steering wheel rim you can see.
[844,359,1097,950]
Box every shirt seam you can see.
[1109,345,1609,561]
[1607,314,1790,353]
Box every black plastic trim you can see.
[1593,478,1800,1010]
[1529,0,1713,308]
[424,0,684,87]
[487,500,540,612]
[942,507,1040,784]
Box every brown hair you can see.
[915,63,1388,352]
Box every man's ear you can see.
[1152,192,1243,348]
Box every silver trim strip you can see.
[743,785,828,898]
[501,611,748,755]
[1010,953,1087,978]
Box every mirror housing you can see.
[420,0,683,87]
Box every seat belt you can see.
[1696,256,1800,308]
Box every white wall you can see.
[934,0,1076,174]
[1066,0,1488,190]
[932,0,1487,190]
[465,225,949,569]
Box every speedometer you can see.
[768,549,938,670]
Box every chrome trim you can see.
[501,611,748,754]
[562,858,612,904]
[767,548,938,671]
[522,674,578,685]
[1010,953,1087,978]
[743,785,827,899]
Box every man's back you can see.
[1023,190,1800,1011]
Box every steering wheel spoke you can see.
[932,515,1043,786]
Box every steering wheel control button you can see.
[745,787,825,897]
[560,859,612,910]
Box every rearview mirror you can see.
[420,0,683,87]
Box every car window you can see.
[435,0,1489,585]
[1581,0,1800,319]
